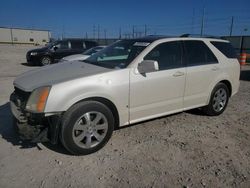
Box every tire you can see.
[60,101,114,155]
[203,83,229,116]
[40,56,52,66]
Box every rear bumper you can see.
[10,92,61,144]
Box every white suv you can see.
[10,36,240,155]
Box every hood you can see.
[28,46,48,53]
[62,54,89,61]
[14,61,111,91]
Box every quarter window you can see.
[144,41,182,70]
[211,41,237,58]
[184,40,218,66]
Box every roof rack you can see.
[180,34,222,39]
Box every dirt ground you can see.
[0,44,250,188]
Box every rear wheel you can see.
[203,83,229,116]
[40,56,52,66]
[60,101,114,155]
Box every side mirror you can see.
[52,46,58,51]
[137,60,159,74]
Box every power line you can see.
[200,7,205,36]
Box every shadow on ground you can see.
[0,102,37,148]
[0,102,70,154]
[240,70,250,81]
[185,108,207,116]
[21,62,35,67]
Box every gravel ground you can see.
[0,44,250,188]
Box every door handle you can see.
[173,71,185,77]
[211,66,219,71]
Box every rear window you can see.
[211,41,237,58]
[184,40,218,66]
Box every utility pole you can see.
[97,24,100,41]
[104,29,107,45]
[191,8,195,34]
[230,16,234,36]
[85,32,88,39]
[62,24,65,39]
[132,25,135,38]
[93,25,95,39]
[200,7,205,36]
[119,27,121,39]
[144,24,147,36]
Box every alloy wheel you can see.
[212,88,227,112]
[72,111,108,148]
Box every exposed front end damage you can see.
[10,88,61,144]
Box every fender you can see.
[44,69,130,126]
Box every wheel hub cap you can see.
[212,88,227,112]
[72,111,108,148]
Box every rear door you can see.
[183,40,220,109]
[69,40,85,55]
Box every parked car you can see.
[11,36,240,155]
[26,39,98,66]
[59,46,106,62]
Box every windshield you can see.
[83,40,150,69]
[82,46,104,55]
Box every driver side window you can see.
[144,41,182,70]
[55,41,69,49]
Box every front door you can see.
[129,41,186,123]
[53,40,72,60]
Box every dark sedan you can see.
[26,39,98,66]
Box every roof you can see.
[0,26,50,32]
[126,35,174,43]
[128,35,226,43]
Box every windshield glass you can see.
[83,40,150,69]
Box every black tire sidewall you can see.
[60,101,114,155]
[41,56,51,66]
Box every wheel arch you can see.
[72,97,120,130]
[206,78,233,104]
[219,80,232,97]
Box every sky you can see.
[0,0,250,39]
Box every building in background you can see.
[0,27,51,45]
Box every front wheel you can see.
[60,101,114,155]
[203,83,229,116]
[40,56,52,66]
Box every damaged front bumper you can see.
[10,92,61,144]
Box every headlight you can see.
[30,52,38,56]
[26,86,51,112]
